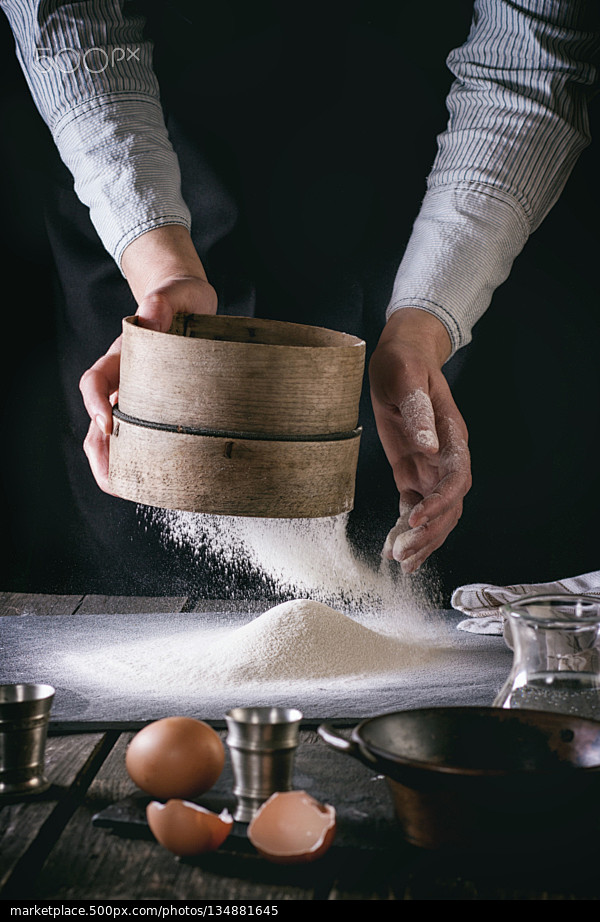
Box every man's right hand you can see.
[79,226,218,492]
[369,308,472,573]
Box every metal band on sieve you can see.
[112,406,362,443]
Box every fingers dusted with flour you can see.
[370,308,472,573]
[393,416,471,573]
[398,388,439,454]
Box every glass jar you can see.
[494,594,600,720]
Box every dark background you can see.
[0,1,598,604]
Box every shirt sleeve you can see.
[0,0,191,269]
[386,0,600,355]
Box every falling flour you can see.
[140,508,439,622]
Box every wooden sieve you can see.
[108,314,366,517]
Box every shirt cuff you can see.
[53,93,191,269]
[386,182,530,355]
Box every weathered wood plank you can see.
[0,592,267,618]
[83,732,138,802]
[328,850,600,901]
[0,593,84,617]
[0,734,108,893]
[30,809,322,900]
[192,599,269,614]
[76,595,188,615]
[380,842,600,901]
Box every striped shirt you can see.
[388,0,599,352]
[1,0,599,353]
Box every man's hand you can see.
[79,226,218,492]
[369,308,471,573]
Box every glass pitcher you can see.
[494,594,600,720]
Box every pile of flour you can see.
[66,598,446,694]
[184,599,439,684]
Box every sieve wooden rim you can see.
[112,406,362,443]
[126,313,366,351]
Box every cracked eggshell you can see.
[247,790,336,863]
[146,799,233,857]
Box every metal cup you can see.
[225,706,303,822]
[0,684,55,797]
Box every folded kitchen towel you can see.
[451,570,600,634]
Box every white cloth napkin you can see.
[451,570,600,634]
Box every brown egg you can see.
[247,790,336,863]
[126,716,225,799]
[147,799,233,857]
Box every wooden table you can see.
[1,592,599,903]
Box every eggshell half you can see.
[247,790,336,863]
[146,799,233,857]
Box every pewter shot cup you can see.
[0,683,55,797]
[225,706,303,822]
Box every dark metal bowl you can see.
[318,707,600,850]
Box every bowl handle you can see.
[317,722,378,767]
